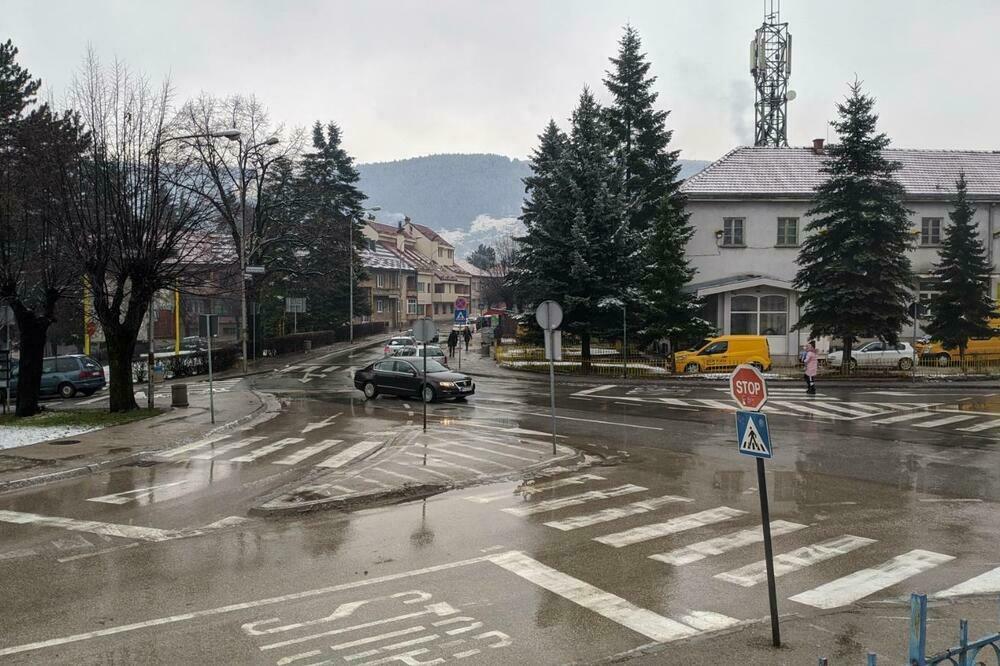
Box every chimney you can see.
[812,138,825,154]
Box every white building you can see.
[680,142,1000,361]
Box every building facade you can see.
[680,144,1000,361]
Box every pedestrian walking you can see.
[462,326,472,351]
[447,329,459,358]
[804,339,818,395]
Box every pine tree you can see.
[925,173,996,363]
[603,25,704,349]
[468,243,496,270]
[794,81,915,370]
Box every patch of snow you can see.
[501,360,670,374]
[0,425,101,450]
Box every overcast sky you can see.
[5,0,1000,164]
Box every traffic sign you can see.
[454,309,468,325]
[86,321,97,337]
[454,297,467,311]
[535,300,563,331]
[413,317,437,343]
[736,410,772,459]
[729,364,768,411]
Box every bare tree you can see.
[173,94,303,371]
[55,51,218,412]
[481,235,516,309]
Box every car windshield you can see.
[421,360,448,373]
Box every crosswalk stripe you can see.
[317,440,383,469]
[649,520,808,566]
[430,446,516,471]
[464,474,606,503]
[789,549,954,609]
[273,439,343,465]
[371,467,422,483]
[0,509,179,542]
[594,506,746,548]
[813,402,878,417]
[399,461,456,481]
[189,437,265,460]
[933,566,1000,598]
[489,550,739,642]
[402,451,485,476]
[770,401,846,419]
[957,419,1000,433]
[160,434,231,457]
[503,485,647,518]
[696,399,736,411]
[840,401,891,413]
[86,480,190,504]
[659,398,695,407]
[229,438,304,463]
[872,411,933,424]
[544,495,693,531]
[914,414,978,428]
[715,534,876,588]
[322,365,341,373]
[440,441,538,463]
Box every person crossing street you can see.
[462,326,472,351]
[804,339,818,395]
[447,329,459,359]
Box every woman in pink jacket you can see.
[803,340,818,395]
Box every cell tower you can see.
[750,0,794,147]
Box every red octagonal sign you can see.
[729,364,768,411]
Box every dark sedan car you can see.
[354,358,474,403]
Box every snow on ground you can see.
[0,425,101,450]
[500,360,670,374]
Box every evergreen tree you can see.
[794,81,915,370]
[925,173,996,362]
[468,243,496,270]
[603,25,705,348]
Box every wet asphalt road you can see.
[1,344,999,664]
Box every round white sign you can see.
[412,318,437,343]
[535,300,563,331]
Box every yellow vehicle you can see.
[916,334,1000,366]
[674,335,771,374]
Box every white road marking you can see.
[544,495,693,531]
[86,480,190,505]
[0,555,495,657]
[918,498,982,503]
[789,549,954,609]
[316,440,383,469]
[323,365,341,373]
[441,441,537,463]
[469,404,662,431]
[259,606,458,651]
[301,413,343,434]
[403,452,486,476]
[277,365,301,373]
[372,467,422,483]
[0,510,179,542]
[934,566,1000,598]
[872,411,934,424]
[159,434,231,457]
[429,445,516,471]
[489,550,739,642]
[813,402,877,417]
[76,395,107,405]
[572,384,617,396]
[914,414,978,428]
[230,438,304,463]
[464,474,605,503]
[399,461,456,481]
[57,542,141,563]
[403,403,412,409]
[189,436,266,460]
[273,440,343,466]
[716,534,877,588]
[695,399,737,411]
[956,419,1000,433]
[770,401,845,419]
[649,521,808,566]
[502,485,648,517]
[594,506,747,548]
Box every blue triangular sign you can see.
[736,411,772,459]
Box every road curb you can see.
[0,389,278,494]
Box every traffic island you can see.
[250,427,584,516]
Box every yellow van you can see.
[915,319,1000,365]
[674,335,771,374]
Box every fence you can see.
[495,344,673,378]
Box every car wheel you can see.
[683,363,700,374]
[59,383,76,399]
[936,353,951,367]
[422,385,436,403]
[898,357,914,370]
[363,382,377,400]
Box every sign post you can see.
[199,314,219,424]
[535,300,563,455]
[729,363,779,648]
[413,317,437,433]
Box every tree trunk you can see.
[581,328,592,374]
[842,338,853,376]
[105,329,138,412]
[12,312,48,417]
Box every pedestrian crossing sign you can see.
[736,410,772,459]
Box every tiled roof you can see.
[409,222,452,247]
[369,221,400,236]
[360,242,414,271]
[681,146,1000,199]
[454,259,489,277]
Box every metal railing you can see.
[495,344,672,378]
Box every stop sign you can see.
[729,364,768,411]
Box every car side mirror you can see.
[410,370,418,377]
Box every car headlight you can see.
[438,382,456,388]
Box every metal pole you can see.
[251,302,256,364]
[349,217,354,344]
[206,326,215,424]
[239,169,249,375]
[623,305,627,379]
[423,349,427,432]
[147,296,155,409]
[174,288,181,356]
[549,346,557,455]
[294,310,298,335]
[912,282,920,383]
[756,456,780,647]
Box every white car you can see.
[383,336,416,356]
[391,344,449,367]
[827,341,916,370]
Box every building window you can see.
[376,299,385,313]
[917,279,940,318]
[776,218,798,247]
[722,218,745,247]
[730,294,787,335]
[434,283,446,294]
[921,218,943,246]
[407,298,418,314]
[376,273,385,288]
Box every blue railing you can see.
[818,593,1000,665]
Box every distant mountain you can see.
[357,153,711,259]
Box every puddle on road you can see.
[952,394,1000,413]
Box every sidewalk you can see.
[251,425,583,516]
[0,387,279,492]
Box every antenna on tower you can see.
[750,0,793,146]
